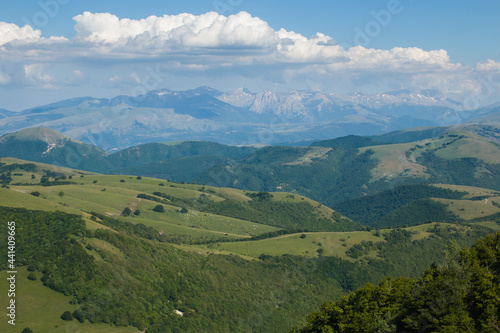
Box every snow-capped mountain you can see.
[0,87,493,150]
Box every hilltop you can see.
[0,157,498,332]
[0,87,497,150]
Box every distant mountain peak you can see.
[0,127,79,144]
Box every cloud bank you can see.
[0,11,499,108]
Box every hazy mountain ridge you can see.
[1,87,497,150]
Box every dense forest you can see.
[293,232,500,333]
[1,206,494,332]
[332,184,467,227]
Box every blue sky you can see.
[0,0,499,110]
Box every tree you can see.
[134,210,141,216]
[61,311,73,321]
[153,205,164,213]
[73,309,85,323]
[59,191,64,197]
[121,207,131,216]
[180,207,189,214]
[30,191,40,197]
[136,176,142,180]
[21,328,34,333]
[27,272,37,281]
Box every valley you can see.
[0,152,499,332]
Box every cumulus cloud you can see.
[0,22,42,45]
[476,59,500,72]
[73,11,278,49]
[0,11,499,106]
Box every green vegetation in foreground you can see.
[293,232,500,333]
[1,206,494,332]
[0,268,138,333]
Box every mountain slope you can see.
[292,232,500,333]
[0,127,111,172]
[1,87,495,149]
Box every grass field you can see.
[193,222,475,260]
[360,141,429,181]
[0,268,138,333]
[0,158,286,243]
[361,128,500,183]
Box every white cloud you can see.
[24,64,54,89]
[0,11,498,107]
[73,11,277,49]
[0,22,42,45]
[476,59,500,72]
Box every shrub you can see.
[153,205,164,213]
[61,311,73,321]
[27,272,37,281]
[121,207,131,216]
[30,191,40,197]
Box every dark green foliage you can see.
[73,309,85,323]
[61,311,73,321]
[180,207,188,213]
[121,207,131,216]
[139,191,362,232]
[59,191,64,197]
[0,207,492,332]
[0,131,112,172]
[30,191,40,197]
[333,184,466,226]
[293,232,500,333]
[246,191,274,201]
[152,204,164,212]
[373,199,462,228]
[417,152,500,190]
[196,146,378,206]
[372,127,448,144]
[0,162,37,173]
[0,172,12,184]
[133,209,141,216]
[27,272,37,280]
[311,135,385,150]
[21,328,34,333]
[136,175,142,180]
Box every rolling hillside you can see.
[0,157,499,332]
[1,124,500,225]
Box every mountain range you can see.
[1,123,500,228]
[2,87,499,151]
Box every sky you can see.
[0,0,499,111]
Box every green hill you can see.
[292,232,500,333]
[0,127,111,172]
[0,157,498,332]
